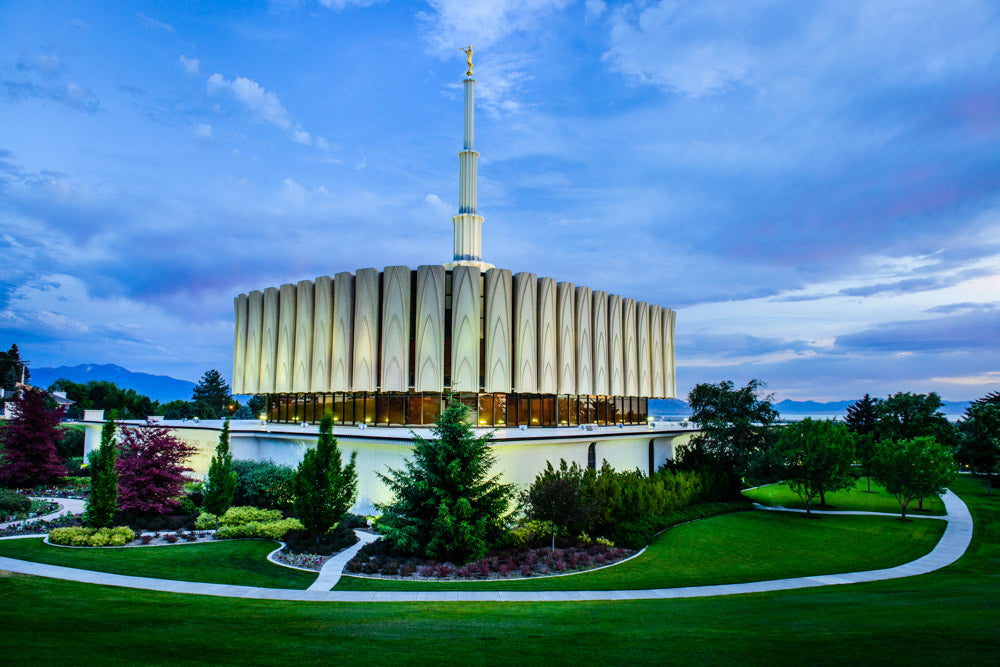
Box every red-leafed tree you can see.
[0,386,67,488]
[115,421,196,515]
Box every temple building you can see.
[84,51,695,513]
[230,51,677,431]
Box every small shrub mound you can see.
[0,490,32,516]
[283,522,358,556]
[49,526,136,547]
[196,506,283,529]
[216,518,304,540]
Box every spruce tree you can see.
[86,417,118,528]
[377,400,515,562]
[292,414,357,541]
[203,419,237,529]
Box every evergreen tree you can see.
[0,343,29,392]
[377,400,515,562]
[86,417,118,528]
[292,414,357,541]
[0,386,67,488]
[203,419,237,529]
[191,369,231,419]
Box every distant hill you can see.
[31,364,196,403]
[649,397,971,419]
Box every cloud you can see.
[194,123,213,139]
[421,0,571,52]
[317,0,384,9]
[585,0,605,21]
[2,52,101,113]
[138,12,174,33]
[179,55,200,74]
[835,309,1000,352]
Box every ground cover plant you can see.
[743,477,946,515]
[0,537,315,589]
[0,477,990,665]
[335,504,942,591]
[48,526,135,546]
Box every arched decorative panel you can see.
[233,294,248,395]
[380,266,411,392]
[637,301,651,398]
[275,284,297,393]
[650,305,664,399]
[513,272,538,393]
[352,268,379,392]
[484,268,512,393]
[591,290,609,395]
[575,286,593,396]
[244,290,263,395]
[623,298,638,397]
[607,294,623,396]
[450,265,480,391]
[292,280,314,393]
[331,272,354,391]
[537,277,558,394]
[259,286,279,394]
[414,265,445,392]
[310,276,333,392]
[665,308,676,398]
[556,281,576,395]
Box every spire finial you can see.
[462,45,473,77]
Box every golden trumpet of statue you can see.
[462,45,473,77]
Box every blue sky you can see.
[1,0,998,402]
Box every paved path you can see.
[0,497,85,530]
[0,490,972,603]
[307,530,381,591]
[752,503,949,519]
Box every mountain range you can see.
[31,364,196,403]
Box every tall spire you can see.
[445,46,493,271]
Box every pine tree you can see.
[86,417,119,528]
[191,370,231,419]
[292,413,357,541]
[0,343,29,392]
[203,419,237,529]
[377,400,515,562]
[0,386,67,488]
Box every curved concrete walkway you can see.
[0,497,85,530]
[0,490,973,603]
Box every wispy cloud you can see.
[206,72,327,148]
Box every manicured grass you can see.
[335,509,943,591]
[0,476,995,664]
[743,477,946,515]
[0,539,316,589]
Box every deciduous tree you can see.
[687,379,780,483]
[846,394,880,492]
[292,414,357,541]
[523,459,595,549]
[0,386,67,488]
[957,398,1000,495]
[772,419,855,516]
[377,400,515,562]
[116,421,196,516]
[874,437,954,520]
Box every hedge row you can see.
[49,526,136,547]
[215,518,304,540]
[195,506,283,530]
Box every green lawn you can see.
[0,477,995,664]
[335,509,943,591]
[743,477,946,515]
[0,539,316,589]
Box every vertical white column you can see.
[233,294,248,395]
[513,272,538,393]
[352,268,379,392]
[244,290,263,395]
[450,265,481,391]
[260,287,279,394]
[292,279,314,393]
[311,276,333,392]
[331,272,354,392]
[537,277,558,394]
[415,265,445,392]
[484,268,512,393]
[575,286,593,395]
[380,266,411,392]
[556,281,576,395]
[275,283,296,393]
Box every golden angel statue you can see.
[462,45,473,77]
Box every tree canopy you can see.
[0,386,67,488]
[957,397,1000,495]
[377,400,515,562]
[875,392,954,446]
[115,421,196,516]
[48,378,159,420]
[191,370,232,419]
[772,418,855,516]
[292,414,357,540]
[873,436,954,520]
[687,379,780,483]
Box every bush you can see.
[49,525,136,547]
[232,460,295,511]
[195,506,283,530]
[0,489,31,515]
[215,518,304,540]
[56,426,85,460]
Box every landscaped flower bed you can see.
[0,513,85,537]
[345,541,636,580]
[1,499,60,523]
[271,550,333,571]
